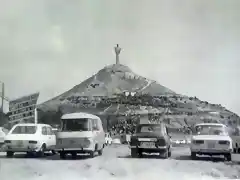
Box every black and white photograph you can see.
[0,0,240,180]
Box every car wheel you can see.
[6,151,14,158]
[89,151,95,158]
[191,152,197,160]
[36,144,46,157]
[60,152,66,159]
[162,148,169,159]
[26,152,34,157]
[131,148,139,158]
[51,150,56,155]
[225,153,231,161]
[71,152,77,159]
[98,148,103,156]
[168,148,172,157]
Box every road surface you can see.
[0,145,239,180]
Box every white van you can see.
[55,112,105,159]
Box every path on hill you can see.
[0,145,239,180]
[138,79,154,93]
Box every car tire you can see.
[36,144,46,157]
[6,151,14,158]
[60,152,66,159]
[191,152,197,160]
[225,153,231,161]
[71,152,77,159]
[168,148,172,157]
[98,148,103,156]
[51,150,56,155]
[89,151,95,158]
[131,148,139,158]
[162,148,169,159]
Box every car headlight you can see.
[83,138,91,147]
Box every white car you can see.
[190,123,232,161]
[55,112,105,159]
[105,133,112,145]
[4,123,56,157]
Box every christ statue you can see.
[114,44,121,64]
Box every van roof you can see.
[13,123,51,127]
[61,112,100,120]
[195,123,226,127]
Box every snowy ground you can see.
[0,145,239,180]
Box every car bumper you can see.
[4,145,40,152]
[129,145,168,152]
[191,148,232,155]
[55,142,95,152]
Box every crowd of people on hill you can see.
[107,116,193,137]
[108,118,138,136]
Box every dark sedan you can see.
[129,123,172,158]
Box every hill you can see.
[38,64,240,130]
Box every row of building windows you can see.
[10,93,39,105]
[9,111,34,121]
[9,107,35,116]
[9,100,37,112]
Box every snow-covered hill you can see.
[38,64,240,128]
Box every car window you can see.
[62,118,90,131]
[92,119,99,131]
[196,126,227,135]
[138,125,162,133]
[11,126,37,134]
[47,127,54,135]
[42,127,47,135]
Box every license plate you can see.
[141,142,155,148]
[208,142,215,148]
[17,141,23,147]
[70,140,75,144]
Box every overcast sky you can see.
[0,0,240,114]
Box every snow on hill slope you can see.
[38,64,240,128]
[39,64,175,110]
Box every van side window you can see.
[42,127,47,135]
[47,127,54,135]
[92,119,99,131]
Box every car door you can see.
[91,119,101,148]
[46,127,52,147]
[41,126,49,147]
[47,127,56,146]
[98,119,105,146]
[164,125,171,147]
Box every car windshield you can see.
[62,118,90,131]
[136,125,162,133]
[195,125,227,135]
[11,126,37,134]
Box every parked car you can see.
[129,123,172,158]
[105,133,112,145]
[55,112,105,159]
[190,123,232,161]
[4,123,56,157]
